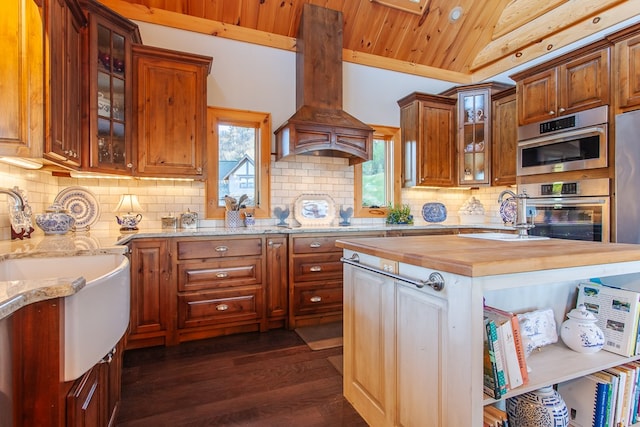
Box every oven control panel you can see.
[540,182,578,196]
[520,178,609,198]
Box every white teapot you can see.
[560,304,605,354]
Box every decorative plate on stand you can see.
[54,186,100,231]
[499,197,517,224]
[422,202,447,223]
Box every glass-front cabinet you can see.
[82,0,141,173]
[460,90,488,184]
[441,82,513,186]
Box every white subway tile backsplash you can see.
[0,155,514,239]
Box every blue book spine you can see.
[594,382,611,427]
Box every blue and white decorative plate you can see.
[54,186,100,231]
[422,202,447,223]
[499,197,517,224]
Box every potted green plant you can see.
[386,203,414,225]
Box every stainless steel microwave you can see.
[517,106,608,176]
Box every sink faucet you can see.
[498,189,534,237]
[0,188,25,212]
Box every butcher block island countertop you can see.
[335,234,640,277]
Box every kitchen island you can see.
[335,234,640,427]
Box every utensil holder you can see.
[225,210,242,228]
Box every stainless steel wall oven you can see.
[520,178,610,242]
[517,106,608,176]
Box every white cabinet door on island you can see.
[337,235,640,427]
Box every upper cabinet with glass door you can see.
[441,82,513,186]
[81,0,141,174]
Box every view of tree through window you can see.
[217,124,257,208]
[361,138,388,207]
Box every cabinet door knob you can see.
[310,296,322,303]
[548,110,555,115]
[216,304,229,311]
[309,242,321,248]
[215,246,228,252]
[216,272,229,278]
[310,266,322,272]
[558,107,566,113]
[127,163,133,169]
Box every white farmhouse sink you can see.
[458,232,550,241]
[0,253,130,381]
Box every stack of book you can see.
[558,360,640,427]
[483,304,529,399]
[483,405,508,426]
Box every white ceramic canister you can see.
[560,304,605,354]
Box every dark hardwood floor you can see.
[116,329,368,426]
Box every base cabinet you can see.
[10,298,124,427]
[343,257,459,427]
[288,232,383,329]
[127,238,172,349]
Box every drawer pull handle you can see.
[215,246,229,252]
[216,304,229,311]
[309,242,321,248]
[310,266,322,272]
[310,296,322,303]
[216,272,229,278]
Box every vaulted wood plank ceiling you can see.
[99,0,638,84]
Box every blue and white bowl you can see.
[36,203,76,235]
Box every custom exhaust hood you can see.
[274,4,373,166]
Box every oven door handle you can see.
[518,125,606,148]
[529,198,608,206]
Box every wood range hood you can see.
[274,4,373,166]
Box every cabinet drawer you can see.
[292,236,341,254]
[177,238,262,260]
[178,287,262,329]
[178,258,262,292]
[293,281,343,315]
[292,253,343,282]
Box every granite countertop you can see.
[336,234,640,277]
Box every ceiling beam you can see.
[471,0,640,81]
[472,0,630,71]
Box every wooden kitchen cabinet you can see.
[132,44,212,178]
[43,0,86,168]
[441,82,512,186]
[513,45,610,125]
[66,360,107,427]
[491,87,517,186]
[266,235,288,328]
[397,92,457,187]
[126,238,173,349]
[610,24,640,112]
[174,236,267,342]
[0,0,43,158]
[80,0,141,174]
[11,297,124,427]
[288,232,383,328]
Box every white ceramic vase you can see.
[506,386,569,427]
[560,304,605,354]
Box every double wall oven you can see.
[516,106,610,242]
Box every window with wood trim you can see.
[206,107,271,219]
[353,125,401,218]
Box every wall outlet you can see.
[380,259,398,274]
